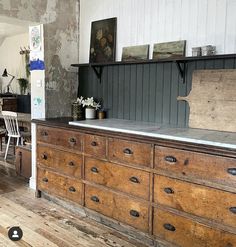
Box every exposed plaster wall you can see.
[0,0,80,117]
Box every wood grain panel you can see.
[37,145,82,178]
[37,168,82,204]
[154,146,236,186]
[37,126,83,151]
[85,157,150,200]
[84,134,106,159]
[85,185,149,232]
[153,207,236,247]
[154,175,236,228]
[108,138,151,167]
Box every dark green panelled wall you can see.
[78,58,236,127]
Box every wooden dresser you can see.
[35,120,236,247]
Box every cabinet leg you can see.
[35,190,41,198]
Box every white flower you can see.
[76,96,84,105]
[81,96,101,110]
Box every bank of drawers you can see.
[85,184,149,232]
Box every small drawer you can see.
[108,138,152,167]
[37,145,82,178]
[37,126,82,151]
[154,175,236,228]
[155,146,236,186]
[153,208,236,247]
[37,168,82,204]
[85,157,150,200]
[84,134,106,159]
[85,185,149,232]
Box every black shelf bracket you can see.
[91,66,103,83]
[175,61,186,83]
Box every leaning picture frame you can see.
[89,17,117,63]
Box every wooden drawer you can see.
[37,126,82,151]
[155,146,236,185]
[84,134,106,159]
[85,157,150,200]
[85,185,149,232]
[108,138,152,167]
[154,175,236,228]
[37,168,82,204]
[37,145,82,178]
[153,208,236,247]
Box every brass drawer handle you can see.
[41,131,48,136]
[129,176,140,183]
[164,156,177,163]
[163,223,176,231]
[164,188,174,194]
[91,141,97,146]
[91,167,99,173]
[130,210,139,217]
[91,196,99,203]
[68,161,75,167]
[42,178,48,183]
[227,168,236,176]
[123,148,133,155]
[41,153,48,160]
[69,186,76,192]
[69,137,76,144]
[229,207,236,214]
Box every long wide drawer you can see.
[37,126,83,151]
[37,168,82,204]
[154,175,236,228]
[85,157,150,200]
[155,146,236,186]
[37,145,82,178]
[153,208,236,247]
[108,138,152,167]
[85,185,149,232]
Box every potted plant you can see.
[17,78,29,95]
[82,97,101,119]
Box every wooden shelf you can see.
[71,53,236,83]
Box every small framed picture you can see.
[89,17,117,63]
[121,45,149,61]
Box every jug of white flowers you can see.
[82,97,101,119]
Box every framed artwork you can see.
[89,17,117,63]
[153,40,186,59]
[121,44,149,61]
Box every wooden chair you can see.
[1,111,29,160]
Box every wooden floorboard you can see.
[0,174,149,247]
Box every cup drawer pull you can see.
[229,207,236,214]
[129,176,140,183]
[69,186,76,192]
[123,148,133,155]
[41,131,48,136]
[42,178,48,183]
[164,156,177,163]
[130,210,140,217]
[69,138,76,144]
[91,167,99,173]
[41,153,48,160]
[91,141,97,146]
[164,187,174,194]
[163,223,176,231]
[91,196,99,203]
[227,168,236,176]
[68,161,75,167]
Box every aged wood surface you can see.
[0,174,151,247]
[155,145,236,187]
[85,157,150,200]
[108,138,152,167]
[37,144,82,178]
[154,175,236,228]
[153,207,236,247]
[177,69,236,132]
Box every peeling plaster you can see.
[39,0,57,24]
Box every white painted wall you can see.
[79,0,236,63]
[0,33,29,94]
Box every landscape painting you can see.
[122,44,149,61]
[153,40,186,59]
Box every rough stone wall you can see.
[0,0,79,117]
